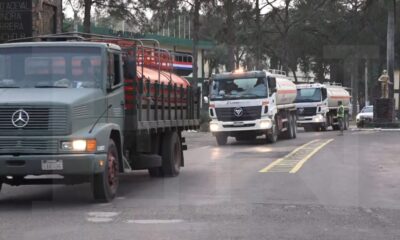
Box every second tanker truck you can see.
[206,70,298,145]
[295,83,351,131]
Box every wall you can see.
[32,0,62,36]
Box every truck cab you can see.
[207,70,297,145]
[295,83,350,131]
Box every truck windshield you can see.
[295,88,322,103]
[210,77,267,100]
[0,47,102,89]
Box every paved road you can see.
[1,129,400,240]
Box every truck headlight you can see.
[61,139,97,152]
[260,119,272,129]
[313,114,324,122]
[210,123,219,132]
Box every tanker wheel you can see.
[266,121,278,143]
[281,114,294,139]
[291,113,297,139]
[92,139,119,202]
[161,131,182,177]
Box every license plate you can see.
[233,122,245,126]
[41,160,63,171]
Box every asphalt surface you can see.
[1,128,400,240]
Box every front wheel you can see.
[92,139,120,202]
[266,122,278,143]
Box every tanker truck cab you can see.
[295,83,351,131]
[208,70,298,145]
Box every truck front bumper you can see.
[297,114,325,126]
[209,118,273,133]
[0,153,107,176]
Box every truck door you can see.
[106,51,125,128]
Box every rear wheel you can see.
[216,134,228,146]
[161,131,182,177]
[332,124,340,131]
[266,120,278,143]
[92,139,119,202]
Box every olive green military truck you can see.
[0,34,200,202]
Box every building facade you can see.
[0,0,62,43]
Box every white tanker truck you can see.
[206,70,298,145]
[295,83,351,131]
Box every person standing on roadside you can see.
[337,101,345,135]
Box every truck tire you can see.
[216,134,227,146]
[291,113,297,139]
[266,121,278,143]
[281,114,294,139]
[161,131,182,177]
[92,139,119,202]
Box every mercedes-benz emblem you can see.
[298,108,304,114]
[11,109,30,128]
[233,107,244,117]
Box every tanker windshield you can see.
[0,47,102,89]
[295,88,322,103]
[210,77,268,100]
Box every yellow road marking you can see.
[259,139,320,173]
[289,139,334,173]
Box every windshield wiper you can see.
[35,85,68,88]
[0,86,20,88]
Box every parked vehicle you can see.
[356,105,374,128]
[0,34,200,202]
[205,70,297,145]
[295,83,351,131]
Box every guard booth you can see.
[0,0,62,43]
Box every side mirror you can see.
[203,96,209,104]
[268,77,277,92]
[321,88,328,100]
[123,57,136,79]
